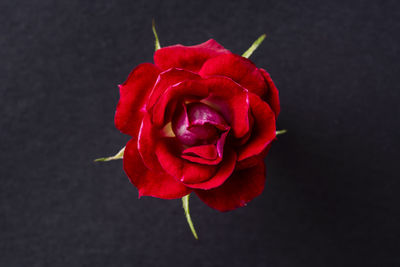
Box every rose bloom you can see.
[115,40,280,212]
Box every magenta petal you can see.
[187,103,228,129]
[187,124,219,143]
[173,102,229,147]
[172,104,195,146]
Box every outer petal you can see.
[199,53,267,97]
[235,111,254,146]
[137,113,163,171]
[115,63,161,136]
[259,68,280,117]
[123,139,191,199]
[195,160,266,212]
[237,93,276,161]
[236,143,271,170]
[154,39,230,72]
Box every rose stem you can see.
[182,194,198,240]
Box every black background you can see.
[1,0,399,266]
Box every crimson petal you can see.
[236,143,271,170]
[146,68,201,112]
[156,139,218,184]
[154,39,230,72]
[259,68,280,117]
[195,160,266,212]
[115,63,161,137]
[199,53,267,97]
[183,148,237,190]
[137,113,163,171]
[237,93,276,161]
[200,77,250,138]
[181,129,229,165]
[123,139,191,199]
[152,80,209,127]
[183,144,217,160]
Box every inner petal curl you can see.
[172,102,228,147]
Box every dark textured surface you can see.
[1,0,399,266]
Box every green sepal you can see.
[276,129,287,136]
[94,146,125,162]
[242,34,266,59]
[152,19,161,51]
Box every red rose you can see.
[115,39,280,212]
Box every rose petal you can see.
[259,68,280,117]
[154,39,230,72]
[115,63,161,136]
[181,129,229,165]
[172,102,229,147]
[183,148,237,190]
[172,103,217,147]
[187,102,228,130]
[152,80,209,127]
[123,139,191,199]
[216,130,229,158]
[235,112,254,146]
[182,144,218,161]
[236,143,271,170]
[237,93,276,161]
[172,104,195,146]
[195,160,266,212]
[200,77,250,138]
[156,139,218,184]
[137,113,163,171]
[146,68,201,112]
[199,53,267,97]
[152,77,250,137]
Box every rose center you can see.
[172,102,227,146]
